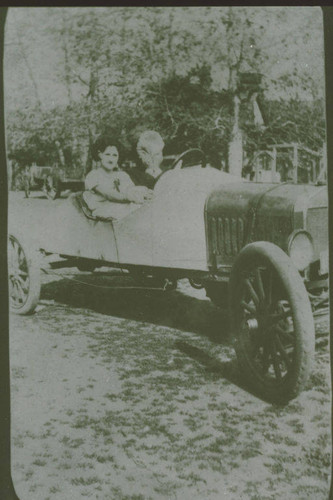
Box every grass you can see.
[294,484,328,498]
[71,415,93,429]
[56,462,72,470]
[283,436,299,446]
[285,418,305,433]
[71,476,100,486]
[308,370,330,394]
[303,444,331,480]
[96,454,116,464]
[11,367,26,379]
[24,470,34,480]
[240,442,262,460]
[10,269,331,500]
[49,486,61,494]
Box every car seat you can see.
[70,192,115,222]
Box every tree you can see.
[4,6,325,180]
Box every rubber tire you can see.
[8,234,41,315]
[229,241,315,404]
[189,278,204,290]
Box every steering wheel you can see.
[170,148,206,170]
[154,148,206,185]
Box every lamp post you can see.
[228,71,264,177]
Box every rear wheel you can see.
[8,234,41,315]
[229,242,314,404]
[189,278,204,289]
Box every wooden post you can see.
[272,147,277,182]
[293,144,298,184]
[311,158,315,184]
[228,95,243,177]
[55,141,65,168]
[7,159,12,190]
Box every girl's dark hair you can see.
[92,136,121,162]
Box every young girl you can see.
[83,136,152,219]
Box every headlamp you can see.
[288,230,314,271]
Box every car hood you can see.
[206,182,327,217]
[205,182,328,268]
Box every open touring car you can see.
[8,150,329,404]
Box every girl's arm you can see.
[91,172,152,203]
[94,183,129,202]
[86,170,133,202]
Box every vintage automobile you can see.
[8,150,328,404]
[24,163,84,200]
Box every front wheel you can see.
[8,234,41,315]
[229,242,315,404]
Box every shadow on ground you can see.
[175,340,282,404]
[41,274,231,344]
[41,274,279,404]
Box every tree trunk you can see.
[55,141,65,168]
[61,12,73,105]
[228,95,243,177]
[85,129,94,176]
[225,8,244,177]
[14,19,42,110]
[85,66,98,175]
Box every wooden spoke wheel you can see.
[44,175,61,200]
[229,242,315,404]
[8,234,41,315]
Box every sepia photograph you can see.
[4,6,331,499]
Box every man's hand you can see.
[142,187,153,200]
[128,186,153,204]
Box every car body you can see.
[9,153,329,404]
[36,162,327,283]
[206,180,328,278]
[24,164,84,200]
[40,165,239,271]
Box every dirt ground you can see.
[8,191,331,500]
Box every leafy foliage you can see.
[5,7,325,176]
